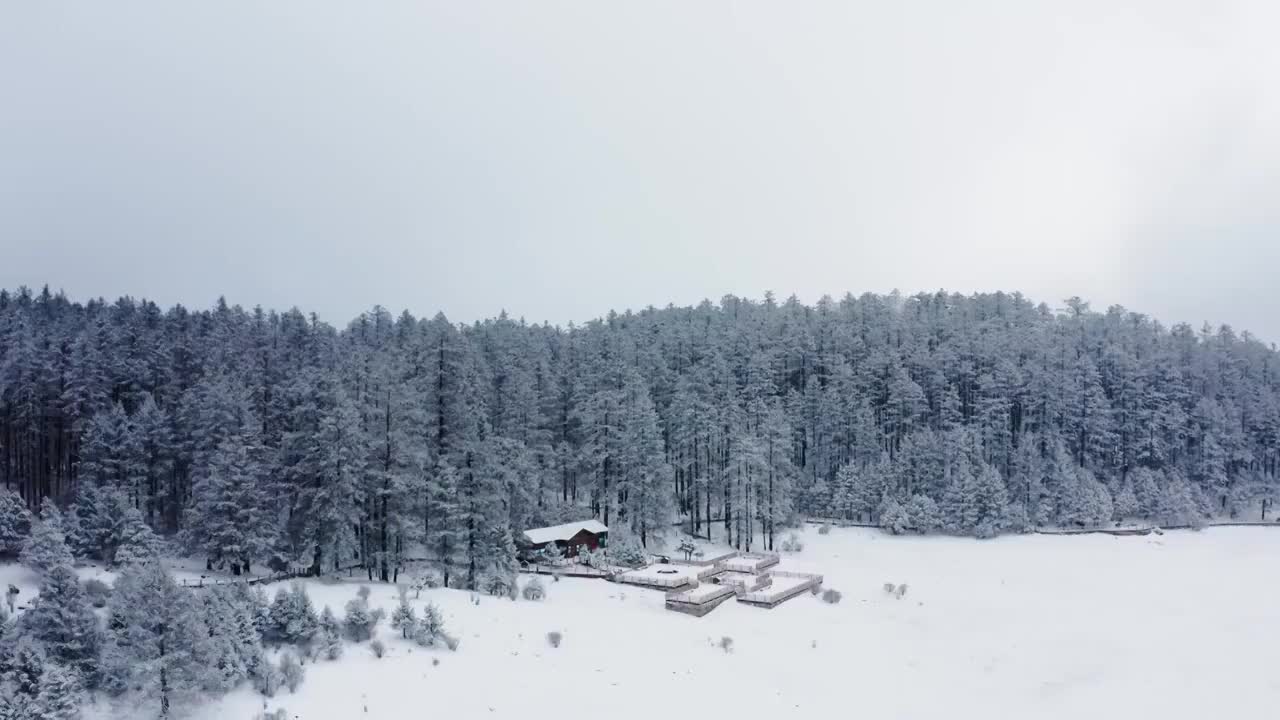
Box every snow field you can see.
[112,526,1280,719]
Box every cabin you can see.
[519,520,609,561]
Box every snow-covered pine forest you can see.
[2,286,1279,580]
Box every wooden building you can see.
[519,520,609,560]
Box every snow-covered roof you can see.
[523,520,609,545]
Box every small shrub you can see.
[255,709,289,720]
[254,660,283,698]
[821,589,843,604]
[432,657,440,667]
[817,523,831,535]
[410,573,440,598]
[546,631,562,648]
[883,582,896,595]
[343,595,384,642]
[719,636,734,654]
[370,639,386,659]
[83,578,111,608]
[809,583,821,596]
[552,572,561,583]
[391,588,417,638]
[483,574,514,598]
[442,633,460,651]
[279,652,305,693]
[604,533,647,568]
[895,583,909,599]
[522,577,546,601]
[356,585,371,602]
[780,534,804,553]
[319,605,343,660]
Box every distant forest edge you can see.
[2,286,1278,584]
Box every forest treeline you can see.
[2,286,1278,583]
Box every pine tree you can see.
[31,662,81,720]
[113,508,165,566]
[390,588,416,639]
[317,606,343,660]
[4,637,46,698]
[20,503,75,576]
[19,565,101,685]
[267,584,319,647]
[281,369,366,575]
[1113,481,1139,520]
[0,490,31,559]
[182,433,277,574]
[101,562,211,717]
[423,460,462,588]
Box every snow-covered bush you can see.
[538,542,566,566]
[577,546,606,569]
[895,583,909,599]
[879,495,911,535]
[522,577,546,601]
[255,710,289,720]
[412,572,442,597]
[903,496,937,533]
[318,606,343,660]
[780,534,804,552]
[817,523,831,535]
[546,631,562,648]
[604,533,647,568]
[821,589,843,604]
[442,633,460,651]
[413,603,448,648]
[483,573,514,598]
[356,585,371,602]
[268,584,319,646]
[82,577,111,608]
[255,659,283,697]
[370,639,386,659]
[279,652,305,693]
[391,588,417,638]
[343,595,385,642]
[719,636,734,654]
[883,582,896,595]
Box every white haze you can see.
[1,1,1277,340]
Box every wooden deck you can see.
[665,584,738,617]
[737,571,824,608]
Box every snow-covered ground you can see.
[111,526,1280,718]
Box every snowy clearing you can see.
[106,525,1280,720]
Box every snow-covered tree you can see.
[341,595,384,643]
[182,433,278,574]
[18,564,102,685]
[101,562,212,717]
[0,489,32,559]
[20,501,75,576]
[266,584,319,647]
[317,606,343,660]
[31,662,81,720]
[390,588,416,639]
[113,508,166,566]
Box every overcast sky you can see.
[2,1,1277,341]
